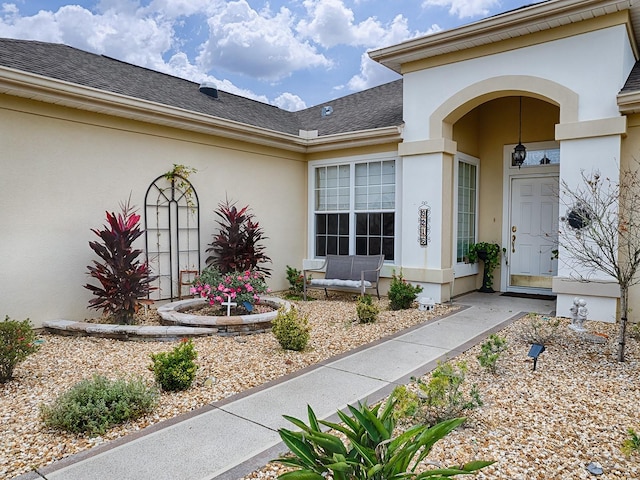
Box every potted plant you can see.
[468,242,501,293]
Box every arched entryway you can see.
[445,91,563,295]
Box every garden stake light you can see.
[528,343,545,371]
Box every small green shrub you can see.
[285,265,305,296]
[390,385,420,420]
[416,361,482,425]
[274,397,494,480]
[149,339,198,391]
[622,428,640,457]
[40,374,157,435]
[388,270,423,310]
[515,313,561,345]
[271,307,310,351]
[0,316,40,383]
[356,294,379,323]
[477,334,508,374]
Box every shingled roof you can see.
[295,79,403,136]
[620,61,640,93]
[0,38,403,138]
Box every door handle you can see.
[512,234,516,253]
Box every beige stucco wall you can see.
[620,112,640,322]
[0,95,307,327]
[451,96,559,293]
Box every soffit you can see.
[370,0,640,73]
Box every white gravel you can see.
[242,313,640,480]
[2,295,639,480]
[1,293,449,479]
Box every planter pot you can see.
[476,250,495,293]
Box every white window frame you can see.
[308,153,398,261]
[453,152,479,278]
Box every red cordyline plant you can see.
[85,201,156,325]
[205,198,272,276]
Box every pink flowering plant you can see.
[191,266,270,313]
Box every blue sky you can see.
[0,0,540,110]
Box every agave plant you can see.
[205,198,271,276]
[85,201,156,324]
[274,395,493,480]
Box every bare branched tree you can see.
[559,165,640,361]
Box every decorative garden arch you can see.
[144,174,200,300]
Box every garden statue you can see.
[577,299,588,329]
[569,297,579,326]
[569,297,587,332]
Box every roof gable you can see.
[370,0,640,73]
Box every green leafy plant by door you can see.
[468,242,501,292]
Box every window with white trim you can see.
[454,154,479,275]
[313,159,395,260]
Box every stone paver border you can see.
[42,320,217,341]
[42,296,291,341]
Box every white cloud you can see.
[166,51,269,103]
[144,0,213,19]
[273,92,307,112]
[345,23,441,92]
[0,1,281,105]
[422,0,500,19]
[297,0,420,49]
[346,52,400,92]
[196,0,332,81]
[0,4,173,71]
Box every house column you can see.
[553,117,626,322]
[397,138,457,302]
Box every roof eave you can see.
[0,66,309,153]
[0,66,404,154]
[306,125,403,153]
[617,90,640,114]
[370,0,636,73]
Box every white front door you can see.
[508,176,559,291]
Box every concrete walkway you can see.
[17,292,555,480]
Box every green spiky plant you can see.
[274,395,493,480]
[205,198,271,276]
[477,334,508,374]
[85,200,156,325]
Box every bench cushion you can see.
[310,279,372,288]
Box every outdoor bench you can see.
[303,254,385,300]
